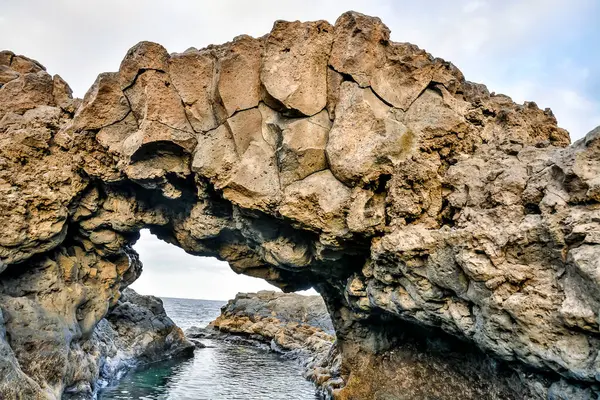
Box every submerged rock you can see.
[185,325,218,339]
[188,339,206,349]
[0,11,598,400]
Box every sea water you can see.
[98,298,320,400]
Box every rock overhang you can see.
[1,10,599,400]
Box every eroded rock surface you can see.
[209,291,335,356]
[0,11,598,400]
[70,288,194,398]
[199,291,333,349]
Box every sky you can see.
[2,0,599,300]
[128,230,285,300]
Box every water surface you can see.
[161,297,225,331]
[99,298,319,400]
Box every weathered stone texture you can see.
[1,10,597,400]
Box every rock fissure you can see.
[1,10,599,400]
[119,67,167,92]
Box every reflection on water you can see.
[99,340,319,400]
[99,298,320,400]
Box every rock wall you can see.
[1,10,599,400]
[91,288,194,395]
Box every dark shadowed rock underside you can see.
[1,10,599,400]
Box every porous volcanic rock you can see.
[68,288,194,398]
[1,11,599,400]
[208,291,334,353]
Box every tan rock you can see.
[385,152,442,224]
[331,11,456,111]
[176,202,230,241]
[280,170,350,235]
[72,72,130,131]
[227,107,264,155]
[216,35,262,116]
[370,42,442,111]
[169,49,221,132]
[261,20,333,116]
[51,74,74,113]
[9,54,45,74]
[277,109,330,187]
[0,50,13,66]
[192,123,239,188]
[0,71,54,118]
[124,70,191,132]
[122,70,195,157]
[326,81,415,185]
[404,86,477,156]
[223,140,281,211]
[96,112,138,155]
[1,12,598,400]
[119,41,169,89]
[346,188,386,234]
[0,65,19,85]
[122,119,196,159]
[326,68,343,119]
[258,102,283,147]
[262,237,312,268]
[330,12,390,88]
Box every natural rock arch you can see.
[1,11,600,400]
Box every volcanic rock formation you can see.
[210,291,334,356]
[92,288,194,392]
[210,290,335,335]
[1,10,600,400]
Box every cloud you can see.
[376,0,600,139]
[130,230,296,300]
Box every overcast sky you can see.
[2,1,599,300]
[129,230,284,300]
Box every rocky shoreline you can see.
[0,283,193,399]
[69,288,194,399]
[93,289,194,392]
[185,291,343,398]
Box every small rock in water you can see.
[190,339,206,348]
[185,326,218,339]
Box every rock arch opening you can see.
[130,228,316,300]
[1,10,600,400]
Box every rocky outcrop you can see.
[187,291,342,398]
[1,11,599,400]
[212,291,334,333]
[92,289,194,393]
[208,291,334,355]
[49,287,194,399]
